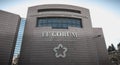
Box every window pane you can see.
[37,17,82,29]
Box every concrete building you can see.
[18,4,110,65]
[0,10,20,65]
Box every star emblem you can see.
[53,44,68,58]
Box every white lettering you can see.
[41,31,78,37]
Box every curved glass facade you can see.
[37,17,82,29]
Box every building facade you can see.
[18,4,110,65]
[0,10,20,65]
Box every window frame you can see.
[36,17,82,29]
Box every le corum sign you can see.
[41,31,78,37]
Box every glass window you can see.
[37,17,82,29]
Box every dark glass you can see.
[38,9,81,14]
[37,17,82,29]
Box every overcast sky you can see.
[0,0,120,48]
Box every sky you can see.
[0,0,120,49]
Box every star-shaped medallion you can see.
[53,44,67,58]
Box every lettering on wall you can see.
[41,31,78,37]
